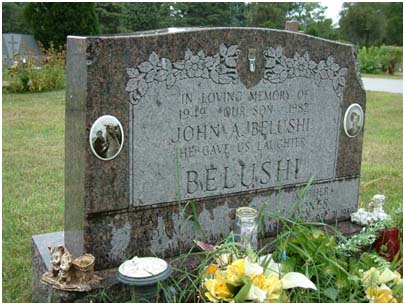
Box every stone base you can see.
[32,221,362,302]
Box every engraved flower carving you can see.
[126,43,240,105]
[263,46,289,83]
[184,50,208,78]
[263,46,348,98]
[293,52,317,78]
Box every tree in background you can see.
[95,3,126,34]
[125,2,162,32]
[165,2,234,27]
[305,18,338,40]
[228,2,247,27]
[245,2,289,28]
[287,2,337,40]
[287,2,326,29]
[2,2,31,34]
[339,3,386,47]
[24,2,100,48]
[382,2,403,46]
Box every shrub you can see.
[358,46,403,75]
[379,46,403,74]
[358,46,381,74]
[2,43,66,93]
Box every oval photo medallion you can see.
[343,103,364,138]
[89,115,124,160]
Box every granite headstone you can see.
[46,28,367,275]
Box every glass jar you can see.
[234,207,258,250]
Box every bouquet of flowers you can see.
[196,241,316,303]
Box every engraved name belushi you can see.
[173,87,312,195]
[127,44,345,205]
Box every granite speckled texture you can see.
[63,28,366,270]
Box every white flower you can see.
[351,208,374,225]
[378,268,402,285]
[244,258,263,276]
[259,254,281,276]
[281,272,317,290]
[246,285,267,302]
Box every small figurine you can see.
[58,251,73,284]
[48,246,64,278]
[41,246,102,291]
[368,194,390,221]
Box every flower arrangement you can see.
[361,267,403,303]
[161,197,402,303]
[350,194,402,262]
[196,241,316,303]
[351,194,391,227]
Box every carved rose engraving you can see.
[126,43,240,105]
[263,46,348,97]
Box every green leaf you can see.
[324,287,339,301]
[233,276,252,303]
[226,232,235,243]
[225,283,240,295]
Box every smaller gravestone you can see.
[2,33,41,66]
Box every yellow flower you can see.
[204,276,233,302]
[250,273,283,302]
[366,284,398,303]
[263,273,283,302]
[392,271,403,285]
[225,259,245,285]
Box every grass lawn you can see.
[2,89,403,302]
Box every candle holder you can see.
[117,257,173,302]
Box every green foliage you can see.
[24,2,100,48]
[2,2,31,33]
[382,2,403,46]
[378,46,403,74]
[339,2,403,47]
[358,46,403,74]
[246,2,328,31]
[125,2,162,32]
[339,3,386,47]
[245,2,290,28]
[165,2,234,27]
[304,18,338,40]
[286,2,326,28]
[3,44,66,93]
[358,46,383,74]
[95,3,127,34]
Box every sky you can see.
[320,1,344,25]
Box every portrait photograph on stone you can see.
[2,2,403,303]
[343,103,364,138]
[89,115,124,160]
